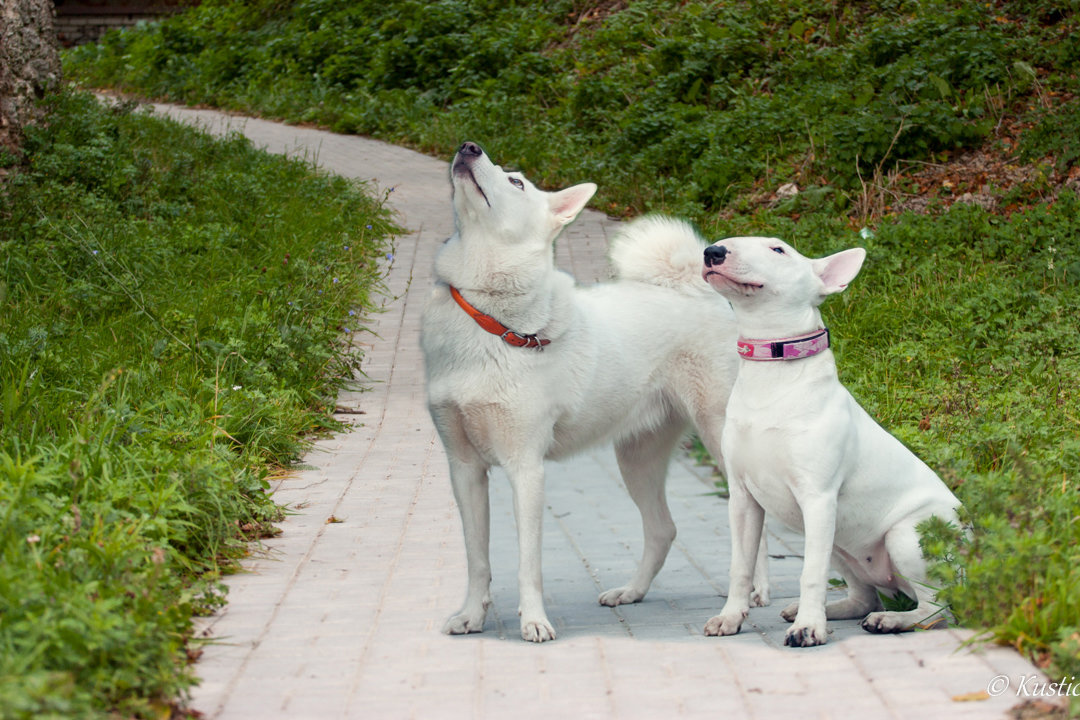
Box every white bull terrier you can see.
[700,236,960,647]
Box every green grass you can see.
[53,0,1080,710]
[0,91,395,718]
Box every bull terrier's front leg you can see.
[705,479,764,637]
[785,493,837,647]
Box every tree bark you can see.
[1,0,62,155]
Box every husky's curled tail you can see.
[609,215,713,295]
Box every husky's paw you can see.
[598,585,645,607]
[443,611,486,635]
[784,618,828,647]
[443,595,490,635]
[751,585,771,607]
[520,618,557,643]
[704,609,747,637]
[780,601,799,622]
[861,611,913,634]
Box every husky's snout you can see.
[458,141,483,158]
[453,141,484,174]
[452,141,491,207]
[704,245,728,267]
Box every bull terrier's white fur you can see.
[421,144,767,642]
[700,235,960,647]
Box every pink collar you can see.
[737,328,830,361]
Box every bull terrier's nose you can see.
[459,141,483,157]
[704,245,728,267]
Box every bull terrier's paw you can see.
[784,619,828,647]
[598,585,645,607]
[780,601,799,622]
[751,585,771,607]
[442,610,486,635]
[520,618,557,643]
[704,609,747,637]
[861,611,912,634]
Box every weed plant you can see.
[0,92,394,718]
[63,0,1080,705]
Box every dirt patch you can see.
[890,146,1080,217]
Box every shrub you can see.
[0,91,394,717]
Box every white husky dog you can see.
[421,142,765,642]
[700,235,960,647]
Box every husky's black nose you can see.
[458,141,483,158]
[704,245,728,267]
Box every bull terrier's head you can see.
[702,236,865,338]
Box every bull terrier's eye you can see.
[771,247,786,255]
[508,177,525,190]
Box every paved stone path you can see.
[144,103,1050,719]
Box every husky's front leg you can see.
[431,404,494,636]
[506,457,555,642]
[443,454,493,635]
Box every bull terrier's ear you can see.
[549,183,597,225]
[814,248,866,295]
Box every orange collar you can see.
[449,285,551,350]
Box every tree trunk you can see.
[1,0,62,155]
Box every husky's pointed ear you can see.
[549,183,597,226]
[813,248,866,296]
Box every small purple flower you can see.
[365,224,372,230]
[92,250,99,255]
[386,252,394,261]
[348,310,356,317]
[332,277,339,284]
[344,245,350,251]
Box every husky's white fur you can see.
[421,142,764,642]
[700,235,961,647]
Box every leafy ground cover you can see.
[0,91,394,718]
[58,0,1080,711]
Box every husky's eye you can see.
[508,176,525,190]
[771,246,786,255]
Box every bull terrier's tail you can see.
[609,215,712,295]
